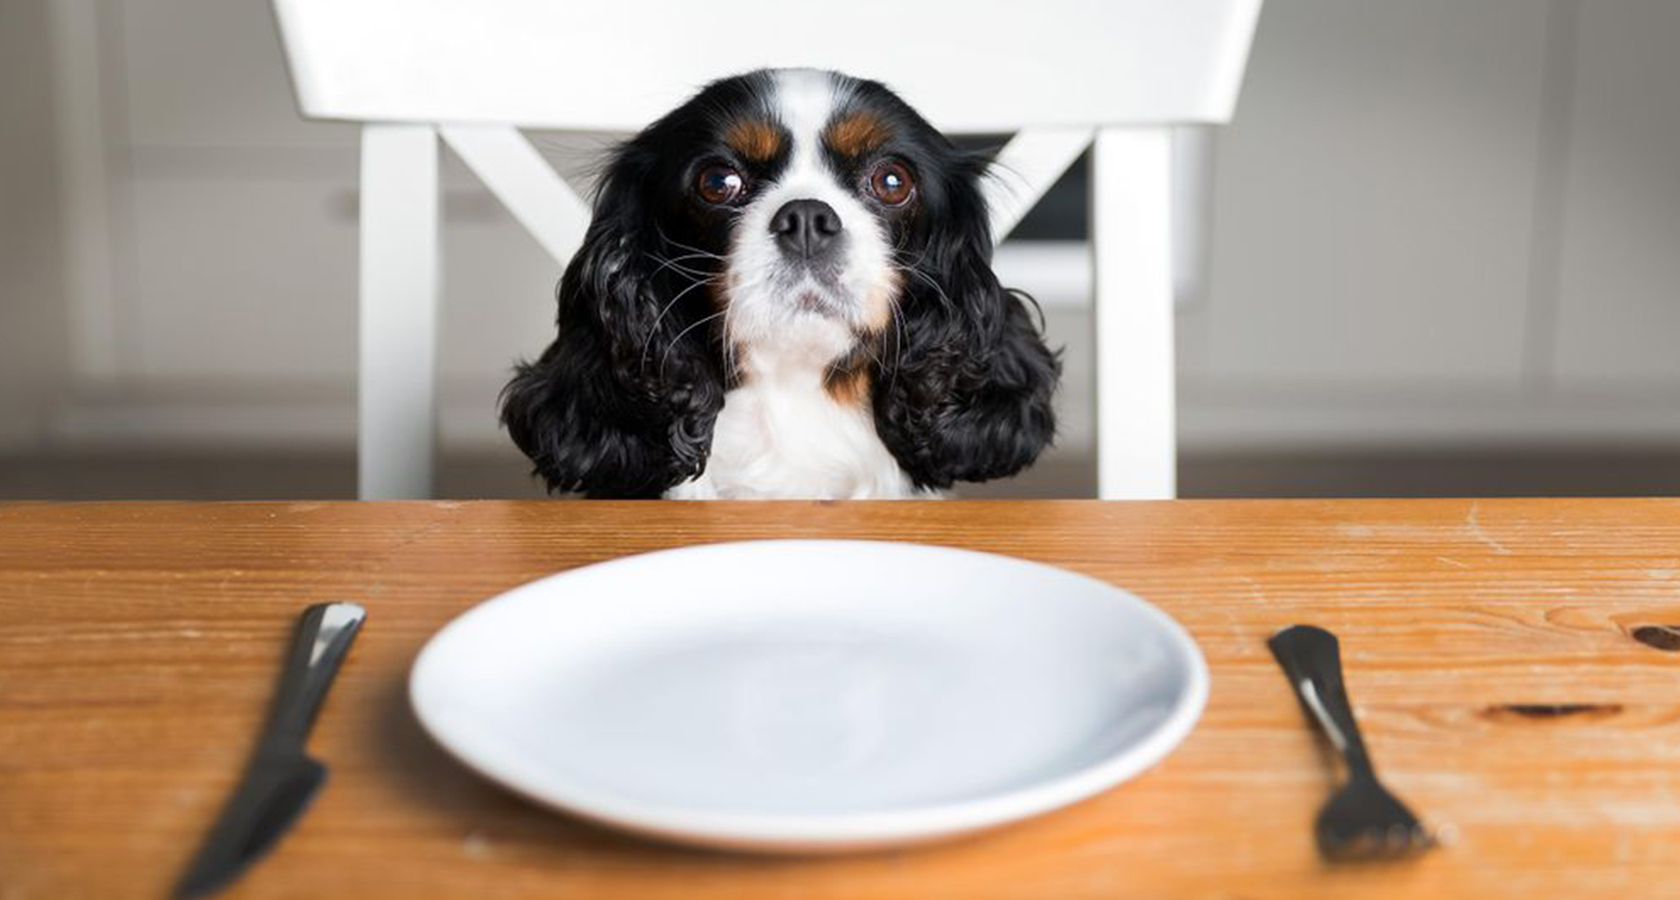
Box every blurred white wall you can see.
[1182,0,1680,450]
[0,0,71,449]
[3,0,1679,476]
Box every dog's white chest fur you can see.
[667,320,920,500]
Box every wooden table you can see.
[3,499,1679,899]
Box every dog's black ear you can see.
[500,144,725,498]
[871,154,1061,490]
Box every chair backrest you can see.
[273,0,1261,133]
[271,0,1263,501]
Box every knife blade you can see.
[175,602,366,898]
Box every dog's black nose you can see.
[770,199,843,259]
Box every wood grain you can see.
[3,499,1680,899]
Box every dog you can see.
[501,69,1060,499]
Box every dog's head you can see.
[502,69,1060,497]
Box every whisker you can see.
[722,301,740,381]
[890,263,956,310]
[856,334,887,372]
[888,294,907,387]
[643,251,723,280]
[659,309,729,377]
[655,226,726,261]
[639,276,723,370]
[890,237,937,272]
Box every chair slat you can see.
[440,124,590,266]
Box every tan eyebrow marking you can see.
[825,112,892,157]
[723,119,782,161]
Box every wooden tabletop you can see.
[3,499,1679,900]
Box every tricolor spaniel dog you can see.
[502,69,1060,499]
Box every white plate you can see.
[409,540,1207,853]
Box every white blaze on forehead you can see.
[771,69,841,190]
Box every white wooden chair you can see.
[271,0,1262,500]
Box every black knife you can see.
[176,602,366,898]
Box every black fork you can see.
[1268,624,1434,861]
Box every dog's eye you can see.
[696,165,746,205]
[869,161,914,206]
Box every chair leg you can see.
[357,124,440,500]
[1090,126,1176,500]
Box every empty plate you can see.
[409,540,1207,852]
